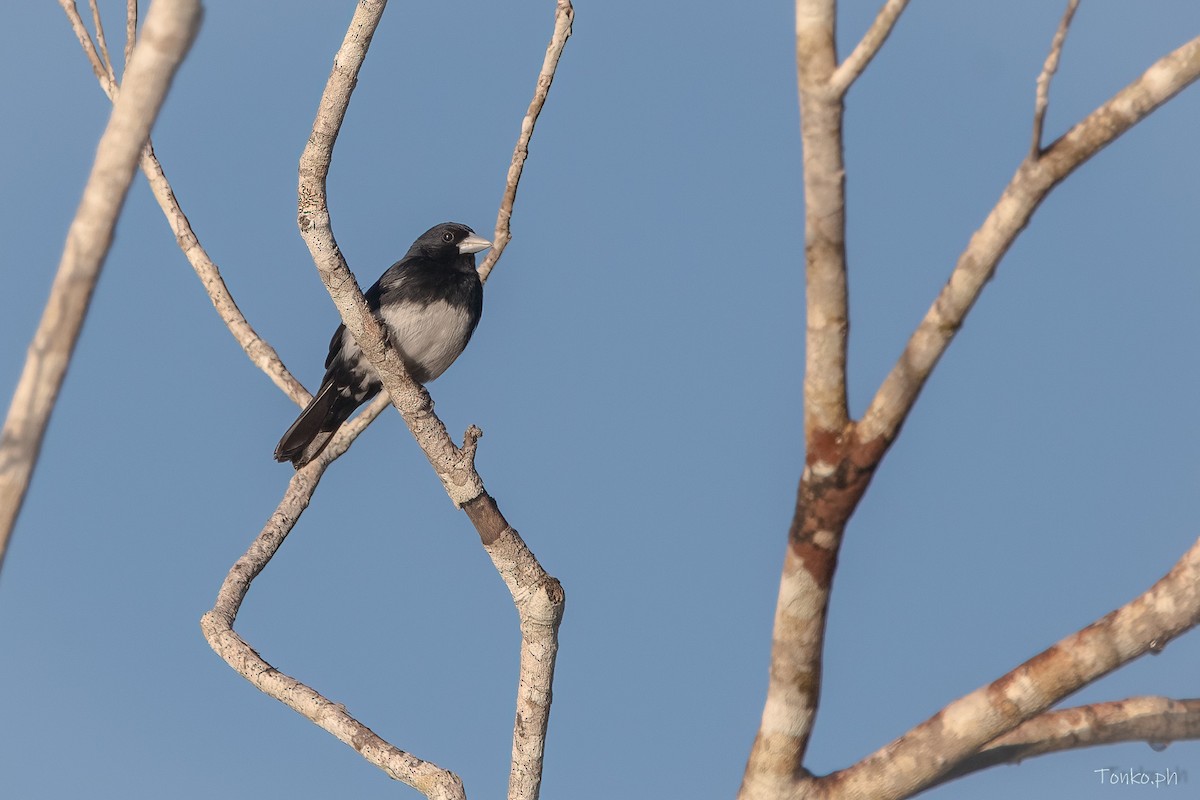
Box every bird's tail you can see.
[274,380,359,468]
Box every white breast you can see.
[338,300,473,384]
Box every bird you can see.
[275,222,490,468]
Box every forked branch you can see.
[858,30,1200,446]
[478,0,574,282]
[198,394,465,799]
[1031,0,1080,157]
[829,0,910,96]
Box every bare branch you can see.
[859,32,1200,446]
[202,623,465,800]
[829,0,910,96]
[0,0,200,573]
[200,394,464,800]
[476,0,574,283]
[139,142,310,404]
[796,0,849,439]
[465,498,565,800]
[62,0,309,405]
[1031,0,1080,157]
[825,535,1200,799]
[932,696,1200,788]
[741,5,848,798]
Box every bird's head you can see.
[409,222,491,261]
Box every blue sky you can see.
[2,2,1199,798]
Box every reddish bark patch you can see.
[793,537,837,591]
[463,493,508,545]
[789,431,891,583]
[805,426,844,467]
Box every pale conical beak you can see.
[458,234,492,255]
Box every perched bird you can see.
[275,222,490,468]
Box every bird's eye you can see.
[441,231,455,243]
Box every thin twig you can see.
[88,0,115,78]
[829,0,910,96]
[125,1,138,71]
[0,0,200,573]
[477,0,573,283]
[1031,0,1080,157]
[931,696,1200,789]
[140,142,310,404]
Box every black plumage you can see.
[275,222,489,468]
